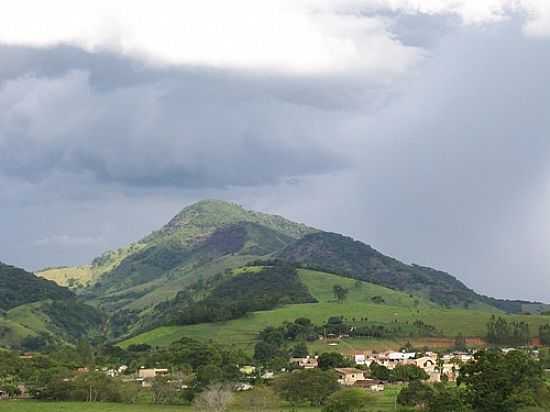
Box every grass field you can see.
[120,269,550,353]
[0,387,402,412]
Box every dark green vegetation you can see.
[161,264,315,326]
[0,263,103,349]
[459,350,550,412]
[0,262,73,310]
[395,350,550,412]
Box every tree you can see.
[389,364,429,382]
[20,335,48,352]
[539,324,550,345]
[426,384,466,412]
[369,363,390,381]
[323,388,372,412]
[397,380,433,408]
[151,375,178,404]
[196,365,224,387]
[274,368,339,406]
[291,342,309,358]
[333,285,349,304]
[458,350,543,412]
[319,352,350,370]
[454,333,467,351]
[193,384,234,412]
[239,385,280,412]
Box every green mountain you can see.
[36,199,541,344]
[0,262,104,349]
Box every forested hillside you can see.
[0,262,74,310]
[0,262,104,349]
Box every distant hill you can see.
[0,262,104,349]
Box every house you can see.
[414,357,437,373]
[290,356,319,369]
[137,368,169,387]
[239,365,256,375]
[354,353,366,365]
[235,383,254,391]
[335,368,366,386]
[261,371,275,379]
[354,379,385,392]
[138,368,169,380]
[387,351,416,361]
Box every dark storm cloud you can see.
[0,46,356,189]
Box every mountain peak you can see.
[143,199,317,245]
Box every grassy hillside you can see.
[38,243,145,288]
[121,269,548,352]
[36,265,95,288]
[278,232,533,312]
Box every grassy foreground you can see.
[0,386,400,412]
[121,269,550,352]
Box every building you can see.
[335,368,366,386]
[354,379,385,392]
[290,356,319,369]
[137,368,169,387]
[414,356,437,373]
[354,353,366,365]
[138,368,169,379]
[239,365,256,375]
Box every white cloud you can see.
[0,0,420,75]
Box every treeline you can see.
[486,315,530,346]
[323,316,440,339]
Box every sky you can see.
[1,0,550,301]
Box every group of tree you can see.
[369,363,429,383]
[165,264,316,326]
[486,315,530,346]
[322,315,440,339]
[253,318,317,367]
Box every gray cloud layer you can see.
[1,18,549,301]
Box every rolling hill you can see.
[121,268,550,352]
[0,262,104,349]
